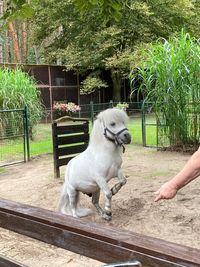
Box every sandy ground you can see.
[0,144,200,266]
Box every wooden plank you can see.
[57,133,89,145]
[55,116,89,123]
[0,198,200,267]
[52,120,89,178]
[0,255,27,267]
[57,143,87,157]
[55,124,88,135]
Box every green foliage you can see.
[0,67,43,130]
[115,102,129,111]
[0,0,35,30]
[135,31,200,147]
[31,0,199,101]
[80,74,108,95]
[72,0,123,22]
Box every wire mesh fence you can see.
[5,101,197,167]
[141,101,200,151]
[0,107,30,167]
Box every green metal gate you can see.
[0,107,30,167]
[141,101,170,148]
[141,101,157,147]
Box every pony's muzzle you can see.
[120,131,131,144]
[124,132,131,144]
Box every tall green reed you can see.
[0,67,43,137]
[132,31,200,149]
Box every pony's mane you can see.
[89,108,129,146]
[89,117,104,145]
[99,108,129,125]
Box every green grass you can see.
[0,116,158,161]
[128,114,157,146]
[0,138,25,162]
[0,124,53,162]
[30,124,52,156]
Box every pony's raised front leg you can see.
[111,169,127,196]
[96,177,112,221]
[92,190,105,216]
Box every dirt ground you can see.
[1,144,200,267]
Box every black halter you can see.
[104,127,128,153]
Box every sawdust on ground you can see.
[0,144,200,267]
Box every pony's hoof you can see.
[102,213,112,221]
[105,210,112,216]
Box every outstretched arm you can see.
[154,147,200,202]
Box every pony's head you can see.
[91,108,131,147]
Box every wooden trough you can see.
[0,198,200,267]
[52,116,89,178]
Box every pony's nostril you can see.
[124,132,131,139]
[124,133,131,143]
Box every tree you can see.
[0,0,35,63]
[32,1,199,100]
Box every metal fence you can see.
[1,101,198,167]
[141,101,200,150]
[0,107,30,167]
[79,101,142,123]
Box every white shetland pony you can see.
[58,108,131,220]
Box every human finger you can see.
[154,191,162,202]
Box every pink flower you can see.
[53,102,80,113]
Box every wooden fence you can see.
[52,116,89,178]
[0,198,200,267]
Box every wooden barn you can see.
[0,63,133,120]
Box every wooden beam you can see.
[0,198,200,267]
[0,255,27,267]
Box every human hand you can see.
[154,181,178,202]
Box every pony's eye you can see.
[110,122,116,127]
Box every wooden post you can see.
[52,121,60,178]
[52,117,89,178]
[48,65,53,122]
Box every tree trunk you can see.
[22,22,28,63]
[0,1,3,62]
[8,22,21,63]
[111,69,122,102]
[5,30,10,62]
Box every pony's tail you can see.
[58,184,93,217]
[57,184,71,215]
[58,162,93,217]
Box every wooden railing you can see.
[0,198,200,267]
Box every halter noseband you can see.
[103,127,128,153]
